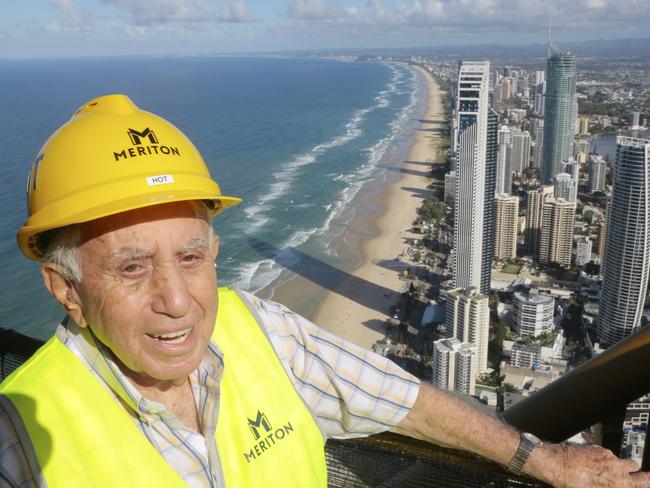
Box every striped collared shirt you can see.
[0,290,420,487]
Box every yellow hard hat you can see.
[17,94,242,260]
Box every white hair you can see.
[39,201,215,284]
[40,225,83,284]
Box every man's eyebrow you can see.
[181,235,210,253]
[106,248,153,262]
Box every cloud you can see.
[286,0,345,20]
[98,0,256,25]
[218,0,256,22]
[99,0,213,25]
[49,0,93,30]
[276,0,650,39]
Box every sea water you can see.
[0,56,425,338]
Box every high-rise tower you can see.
[541,43,577,183]
[597,137,650,347]
[526,185,554,257]
[495,193,519,260]
[481,109,499,294]
[588,155,607,193]
[539,197,576,268]
[444,287,490,374]
[554,172,577,203]
[510,129,531,175]
[453,61,491,292]
[496,125,512,195]
[432,338,477,396]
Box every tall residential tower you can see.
[541,43,577,183]
[597,137,650,347]
[453,61,492,293]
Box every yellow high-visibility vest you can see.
[0,288,327,487]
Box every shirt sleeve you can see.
[239,291,421,439]
[0,395,41,488]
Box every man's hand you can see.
[394,383,650,487]
[529,443,650,488]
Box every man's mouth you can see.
[147,327,193,345]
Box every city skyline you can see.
[2,0,650,58]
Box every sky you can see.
[1,0,649,58]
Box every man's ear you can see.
[211,234,220,262]
[41,264,88,327]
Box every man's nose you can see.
[151,263,192,318]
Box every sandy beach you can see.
[265,66,447,349]
[310,68,446,348]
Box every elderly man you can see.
[0,95,647,488]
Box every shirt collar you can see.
[56,317,224,420]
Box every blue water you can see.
[591,128,650,161]
[0,57,425,338]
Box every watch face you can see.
[523,432,541,444]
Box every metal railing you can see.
[0,327,546,487]
[502,325,650,470]
[326,433,546,487]
[3,325,649,483]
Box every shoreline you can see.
[261,66,447,349]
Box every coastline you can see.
[260,66,447,349]
[310,67,445,348]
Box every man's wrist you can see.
[508,432,542,474]
[520,441,564,486]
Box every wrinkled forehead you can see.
[79,201,211,248]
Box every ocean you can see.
[0,56,426,339]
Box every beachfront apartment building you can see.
[598,137,650,347]
[453,61,492,293]
[541,43,577,183]
[432,338,478,396]
[444,287,489,374]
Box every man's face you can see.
[73,201,218,385]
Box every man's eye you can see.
[121,263,143,274]
[182,254,201,264]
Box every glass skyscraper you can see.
[597,137,650,347]
[541,43,577,184]
[481,109,498,295]
[453,61,491,293]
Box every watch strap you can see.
[508,432,542,474]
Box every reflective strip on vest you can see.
[0,288,327,487]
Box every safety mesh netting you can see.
[325,433,548,488]
[0,328,45,381]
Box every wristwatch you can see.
[508,432,542,474]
